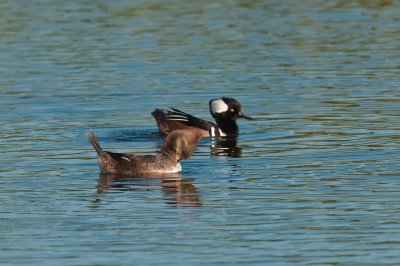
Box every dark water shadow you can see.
[97,172,202,208]
[210,136,242,158]
[108,128,162,142]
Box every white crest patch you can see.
[210,99,228,115]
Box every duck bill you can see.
[238,112,253,120]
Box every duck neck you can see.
[215,118,239,135]
[159,149,178,162]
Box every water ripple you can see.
[1,0,400,265]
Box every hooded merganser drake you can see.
[86,129,203,175]
[151,97,252,137]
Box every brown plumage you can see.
[86,129,203,176]
[151,108,202,136]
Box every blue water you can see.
[1,1,400,265]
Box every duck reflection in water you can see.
[210,136,242,158]
[97,172,202,208]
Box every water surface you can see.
[1,0,400,265]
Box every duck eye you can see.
[230,108,235,113]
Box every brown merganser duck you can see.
[86,129,203,175]
[151,97,252,137]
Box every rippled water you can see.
[1,0,400,265]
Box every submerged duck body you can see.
[87,129,203,175]
[152,97,252,137]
